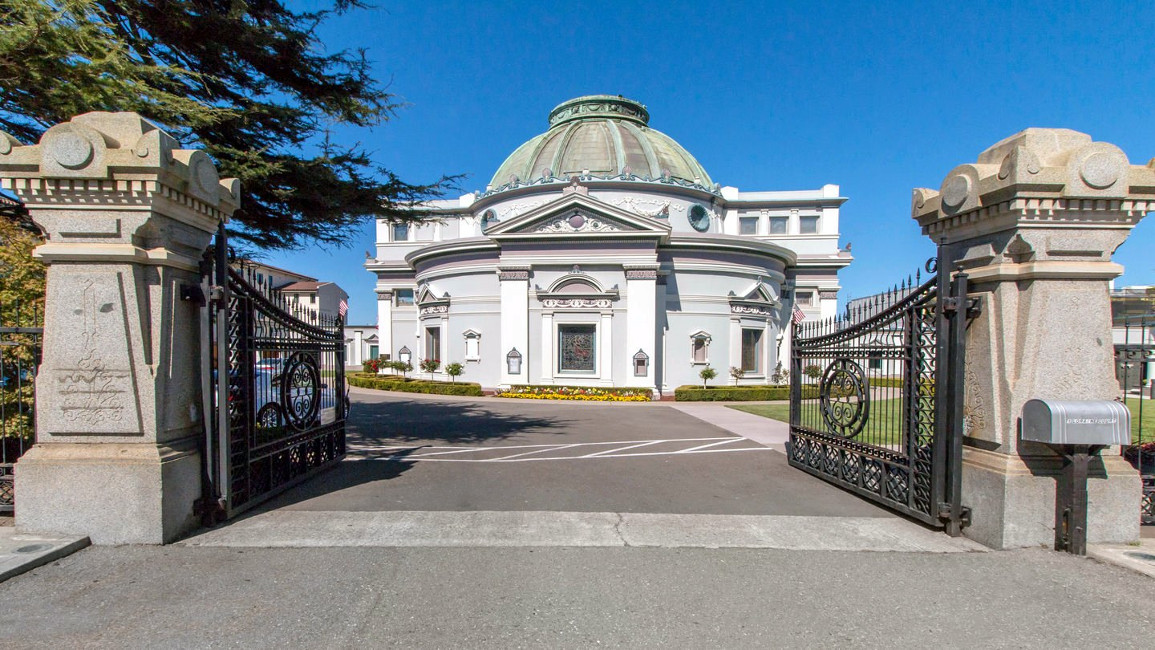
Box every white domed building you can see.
[366,95,850,394]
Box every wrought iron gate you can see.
[1,299,41,513]
[201,225,346,521]
[788,256,973,534]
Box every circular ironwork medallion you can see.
[819,358,870,438]
[280,352,321,430]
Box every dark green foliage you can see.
[674,385,819,402]
[0,0,457,250]
[347,373,482,396]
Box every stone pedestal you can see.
[0,112,238,544]
[913,128,1155,549]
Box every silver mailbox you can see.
[1021,399,1131,446]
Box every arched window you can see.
[690,331,711,364]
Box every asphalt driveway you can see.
[255,388,894,518]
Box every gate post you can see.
[0,113,238,544]
[913,128,1155,549]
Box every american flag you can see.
[338,299,348,318]
[792,303,806,324]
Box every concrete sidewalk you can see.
[669,402,790,451]
[0,523,88,584]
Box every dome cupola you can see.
[488,95,713,193]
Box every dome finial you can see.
[548,95,649,127]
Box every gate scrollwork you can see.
[819,358,870,438]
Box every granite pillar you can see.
[913,128,1155,548]
[0,112,238,544]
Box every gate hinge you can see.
[941,297,962,314]
[938,503,973,528]
[208,285,225,302]
[965,297,982,320]
[180,283,206,306]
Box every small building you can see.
[1112,285,1155,393]
[280,281,349,322]
[344,325,379,367]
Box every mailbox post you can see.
[1021,399,1131,555]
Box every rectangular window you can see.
[741,329,763,373]
[558,324,596,373]
[394,289,414,306]
[425,327,441,362]
[799,216,819,234]
[369,345,379,360]
[392,223,410,242]
[796,291,814,306]
[769,217,788,234]
[464,336,480,361]
[739,216,759,235]
[692,337,708,363]
[868,352,882,371]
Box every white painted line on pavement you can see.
[580,440,664,457]
[674,438,746,453]
[368,445,773,462]
[491,443,582,461]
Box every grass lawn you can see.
[731,397,1155,446]
[1129,397,1155,445]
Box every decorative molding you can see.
[419,304,449,316]
[818,290,839,300]
[532,210,622,234]
[498,270,530,281]
[541,298,613,309]
[625,269,658,280]
[611,196,685,218]
[730,303,775,317]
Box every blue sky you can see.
[271,1,1155,325]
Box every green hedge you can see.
[347,373,483,396]
[674,385,819,402]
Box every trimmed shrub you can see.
[674,385,820,402]
[348,373,483,396]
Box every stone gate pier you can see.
[0,112,237,544]
[915,128,1155,548]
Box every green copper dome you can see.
[488,95,713,191]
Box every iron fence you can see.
[1,298,41,512]
[1116,313,1154,524]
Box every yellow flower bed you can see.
[497,385,652,402]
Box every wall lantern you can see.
[506,348,522,375]
[633,349,649,377]
[398,346,411,364]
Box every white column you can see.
[440,314,449,367]
[729,318,742,376]
[625,268,658,388]
[499,268,529,386]
[540,312,554,384]
[376,291,393,363]
[600,312,614,386]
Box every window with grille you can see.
[558,324,596,372]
